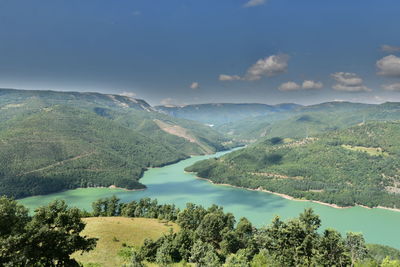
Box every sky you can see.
[1,0,400,105]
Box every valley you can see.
[19,148,400,249]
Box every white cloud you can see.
[331,72,363,86]
[244,0,267,7]
[302,80,323,90]
[332,84,371,92]
[219,54,289,82]
[190,82,200,89]
[331,72,371,92]
[244,54,289,81]
[278,80,323,91]
[219,74,241,81]
[382,83,400,91]
[376,55,400,77]
[278,81,300,91]
[381,45,400,53]
[120,91,137,98]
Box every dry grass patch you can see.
[73,217,179,267]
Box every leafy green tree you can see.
[190,240,221,266]
[317,229,350,267]
[223,253,250,267]
[177,203,207,231]
[381,256,400,267]
[250,249,279,267]
[196,211,231,247]
[139,238,161,262]
[0,196,30,266]
[0,197,96,266]
[106,195,120,216]
[346,232,368,267]
[172,229,194,261]
[155,240,173,267]
[25,200,97,266]
[220,231,241,255]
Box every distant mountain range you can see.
[157,100,400,142]
[155,103,301,125]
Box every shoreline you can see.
[193,175,400,212]
[106,185,146,191]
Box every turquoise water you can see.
[19,149,400,248]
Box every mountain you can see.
[215,101,400,141]
[155,103,301,125]
[186,121,400,208]
[0,88,234,198]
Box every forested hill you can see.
[216,101,400,141]
[186,121,400,208]
[155,103,301,125]
[0,88,234,198]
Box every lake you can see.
[19,149,400,248]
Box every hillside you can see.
[186,121,400,208]
[155,103,300,125]
[0,88,233,198]
[216,101,400,141]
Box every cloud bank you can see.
[382,83,400,91]
[219,74,241,81]
[331,72,371,92]
[220,54,289,82]
[376,55,400,77]
[278,80,323,91]
[381,45,400,53]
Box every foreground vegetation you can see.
[1,196,400,266]
[0,196,96,266]
[186,121,400,208]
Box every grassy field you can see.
[341,144,389,157]
[73,217,179,267]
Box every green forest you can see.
[0,89,233,198]
[186,121,400,208]
[2,196,400,266]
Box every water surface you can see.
[19,149,400,248]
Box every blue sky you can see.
[1,0,400,105]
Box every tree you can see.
[381,256,400,267]
[220,231,241,255]
[317,229,350,267]
[155,240,173,267]
[196,212,229,247]
[223,253,250,267]
[190,240,220,266]
[25,200,97,266]
[250,249,279,267]
[346,232,368,267]
[172,229,194,261]
[106,195,120,216]
[129,250,146,267]
[177,203,207,231]
[0,197,96,266]
[0,196,30,266]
